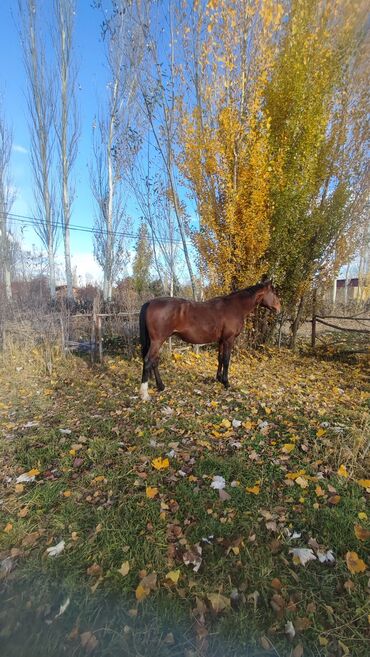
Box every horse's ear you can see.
[262,278,272,287]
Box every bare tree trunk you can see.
[0,110,15,301]
[290,295,305,350]
[19,0,58,300]
[54,0,79,303]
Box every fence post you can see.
[97,315,103,362]
[91,297,98,363]
[311,288,317,350]
[59,316,65,357]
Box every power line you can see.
[1,210,193,246]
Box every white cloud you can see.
[71,251,103,286]
[13,144,28,155]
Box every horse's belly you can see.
[175,328,218,345]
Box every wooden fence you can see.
[311,311,370,348]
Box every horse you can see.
[139,280,281,400]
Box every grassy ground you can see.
[0,343,369,657]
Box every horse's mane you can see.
[226,282,268,298]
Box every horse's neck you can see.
[236,290,262,316]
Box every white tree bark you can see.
[0,110,16,301]
[54,0,79,303]
[19,0,58,300]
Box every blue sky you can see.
[0,1,118,283]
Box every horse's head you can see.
[259,281,281,313]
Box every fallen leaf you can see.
[46,540,65,557]
[316,549,335,564]
[18,507,28,518]
[22,531,41,547]
[246,485,260,495]
[219,488,231,501]
[54,597,70,619]
[328,495,341,505]
[337,464,349,478]
[87,563,102,577]
[345,551,367,574]
[290,548,317,566]
[4,523,13,533]
[165,569,180,584]
[292,643,304,657]
[80,631,98,653]
[146,486,158,499]
[15,483,24,493]
[183,544,202,572]
[207,592,230,613]
[295,476,309,488]
[135,572,157,601]
[285,620,295,639]
[118,560,130,577]
[152,457,169,470]
[282,443,295,453]
[210,475,226,490]
[357,479,370,490]
[354,524,370,541]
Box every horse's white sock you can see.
[140,382,150,401]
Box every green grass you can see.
[0,346,369,657]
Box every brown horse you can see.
[139,280,281,400]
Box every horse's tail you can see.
[139,301,150,359]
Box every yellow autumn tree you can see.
[178,0,284,293]
[265,0,369,313]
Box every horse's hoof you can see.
[157,383,165,392]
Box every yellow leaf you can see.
[345,551,367,574]
[243,421,253,430]
[15,483,24,494]
[354,525,370,541]
[165,570,180,584]
[316,428,325,438]
[337,464,349,478]
[286,470,305,480]
[152,457,169,470]
[146,486,158,499]
[282,443,295,454]
[246,485,260,495]
[210,401,218,407]
[295,476,309,489]
[319,636,329,646]
[221,418,231,428]
[357,479,370,490]
[18,507,28,518]
[27,468,40,477]
[4,523,13,533]
[63,490,72,497]
[315,485,325,497]
[92,475,106,484]
[358,512,368,521]
[69,449,76,456]
[118,561,130,577]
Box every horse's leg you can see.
[153,357,165,392]
[140,340,163,400]
[216,341,224,382]
[221,337,235,389]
